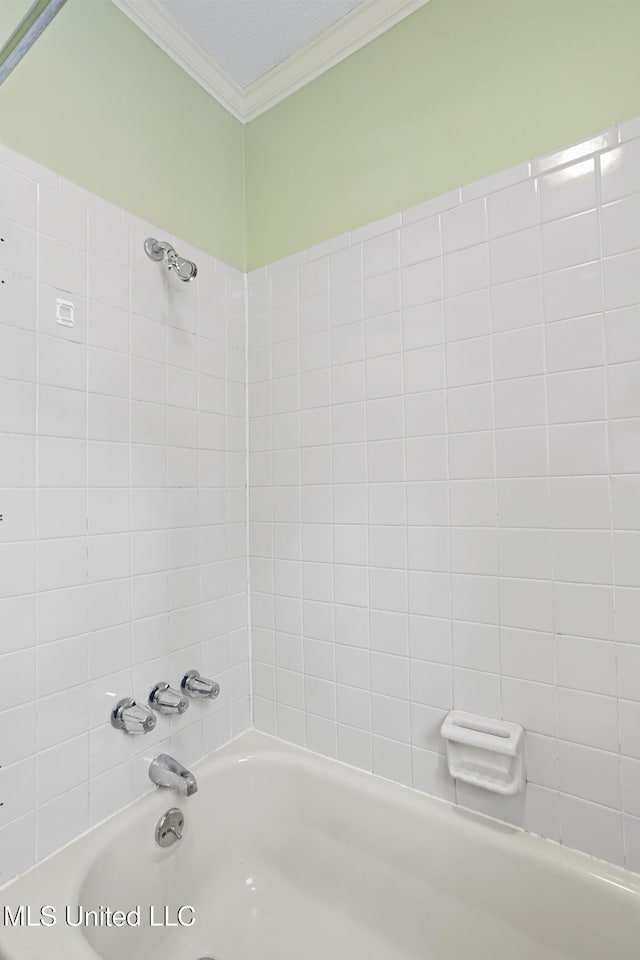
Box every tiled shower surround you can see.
[3,115,640,885]
[0,144,249,884]
[248,116,640,870]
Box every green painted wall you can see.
[1,2,33,49]
[245,0,640,268]
[0,0,245,268]
[3,0,640,271]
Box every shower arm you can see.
[144,237,198,282]
[145,238,176,262]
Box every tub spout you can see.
[149,754,198,796]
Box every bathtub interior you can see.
[72,739,640,960]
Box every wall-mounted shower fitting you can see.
[181,670,220,699]
[149,682,189,715]
[111,697,157,734]
[144,238,197,281]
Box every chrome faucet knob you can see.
[181,669,220,699]
[149,682,189,715]
[111,697,157,734]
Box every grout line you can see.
[596,146,626,866]
[534,162,562,842]
[396,225,412,787]
[484,192,504,788]
[325,256,338,760]
[243,270,253,728]
[33,178,42,866]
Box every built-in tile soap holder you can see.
[440,710,525,795]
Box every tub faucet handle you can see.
[149,682,189,715]
[111,697,157,734]
[181,669,220,700]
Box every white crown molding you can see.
[242,0,430,121]
[111,0,430,124]
[111,0,246,121]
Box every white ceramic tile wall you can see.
[4,115,640,885]
[248,118,640,871]
[0,144,249,885]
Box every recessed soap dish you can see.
[440,710,526,795]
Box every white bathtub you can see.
[1,731,640,959]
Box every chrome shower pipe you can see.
[144,238,198,282]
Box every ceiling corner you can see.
[111,0,246,120]
[111,0,431,124]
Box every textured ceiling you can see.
[158,0,362,89]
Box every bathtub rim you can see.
[1,729,640,960]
